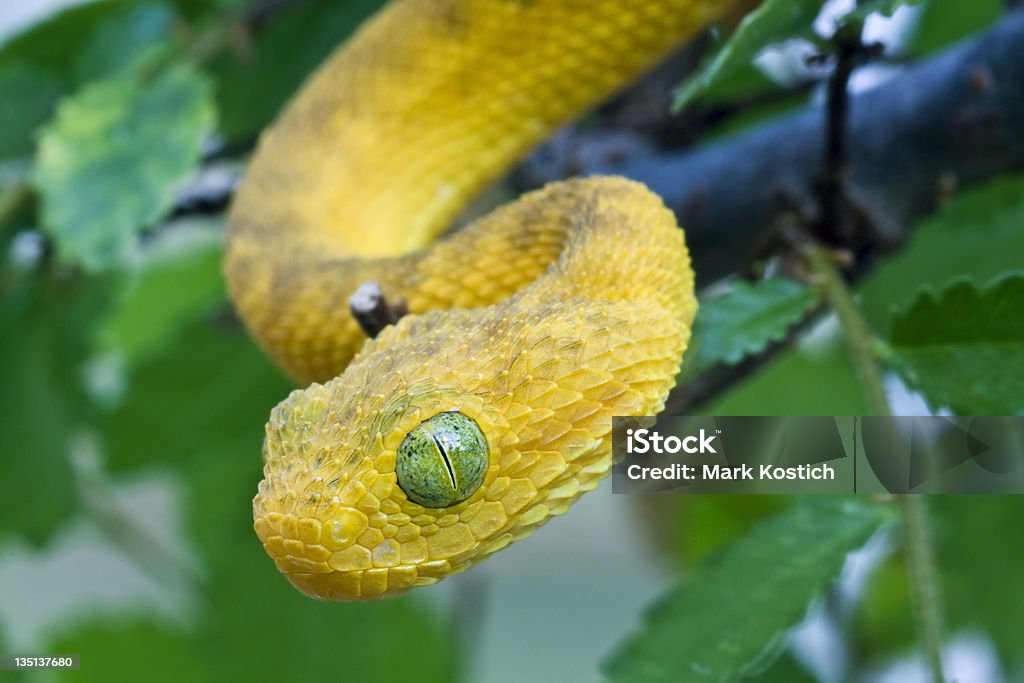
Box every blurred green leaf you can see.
[0,1,180,162]
[685,279,819,374]
[204,544,460,683]
[604,498,890,683]
[172,0,249,20]
[889,274,1024,415]
[48,618,205,683]
[672,0,821,112]
[673,495,793,569]
[852,549,915,660]
[0,1,125,74]
[860,174,1024,335]
[934,496,1024,668]
[99,224,225,366]
[744,653,818,683]
[847,0,922,21]
[0,62,63,159]
[73,2,177,84]
[33,64,215,270]
[96,312,289,569]
[46,554,461,683]
[0,271,115,543]
[208,0,384,143]
[98,315,289,475]
[704,335,870,416]
[906,0,1003,55]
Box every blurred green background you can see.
[1,0,1022,681]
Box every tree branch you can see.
[516,12,1024,284]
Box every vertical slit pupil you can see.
[429,432,457,488]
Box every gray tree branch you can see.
[516,12,1024,285]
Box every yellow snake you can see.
[226,0,730,601]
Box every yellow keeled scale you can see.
[226,0,733,600]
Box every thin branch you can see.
[802,23,950,679]
[815,21,885,248]
[349,282,408,338]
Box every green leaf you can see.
[852,550,915,660]
[45,571,461,683]
[33,64,215,270]
[98,315,290,476]
[860,173,1024,335]
[96,313,290,569]
[99,223,225,366]
[0,2,180,161]
[889,274,1024,415]
[673,495,793,569]
[672,0,822,112]
[0,2,126,74]
[604,498,890,683]
[73,2,177,84]
[203,548,460,683]
[846,0,922,21]
[686,279,819,373]
[906,0,1003,56]
[743,653,818,683]
[704,335,871,416]
[0,271,115,543]
[0,61,63,159]
[47,618,206,683]
[934,496,1024,668]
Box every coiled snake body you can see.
[227,0,727,601]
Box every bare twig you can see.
[349,282,408,338]
[815,21,885,248]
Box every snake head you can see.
[252,344,532,601]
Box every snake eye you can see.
[396,411,489,508]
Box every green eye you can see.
[396,411,489,508]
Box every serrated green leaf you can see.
[889,274,1024,415]
[604,498,890,683]
[33,64,215,270]
[672,0,822,112]
[860,174,1024,335]
[686,279,819,373]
